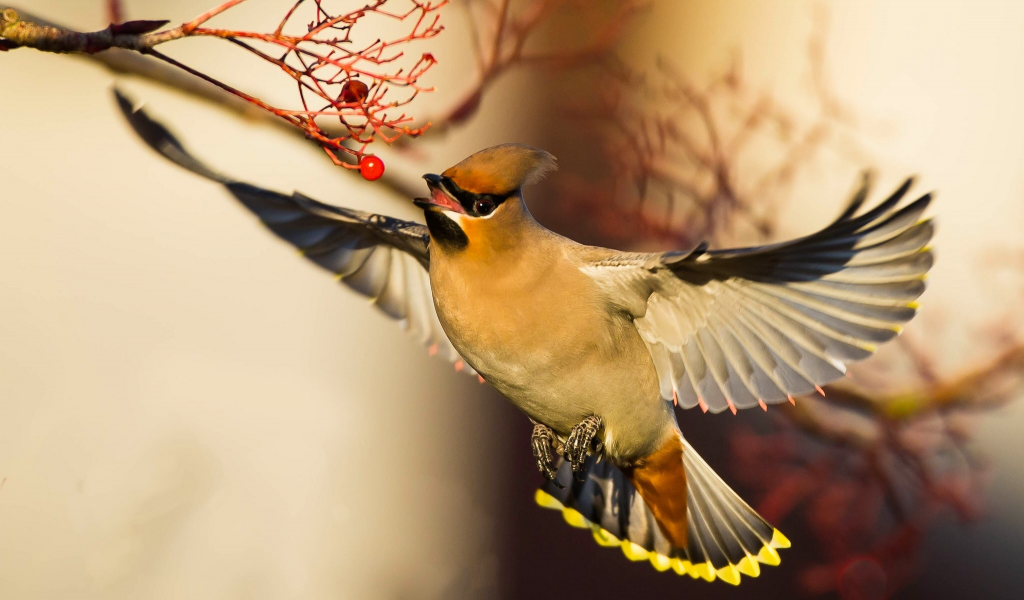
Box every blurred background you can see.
[2,1,1023,599]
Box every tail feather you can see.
[536,437,789,585]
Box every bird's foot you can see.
[531,422,563,488]
[565,415,603,481]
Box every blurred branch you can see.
[822,343,1024,421]
[730,315,1023,595]
[412,0,649,135]
[548,43,866,251]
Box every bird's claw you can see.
[565,415,603,481]
[531,423,563,488]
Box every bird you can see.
[117,93,934,586]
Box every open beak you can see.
[414,173,466,213]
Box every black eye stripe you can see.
[439,177,471,207]
[440,176,510,216]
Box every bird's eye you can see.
[474,198,496,216]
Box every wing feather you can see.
[704,317,761,408]
[583,176,933,410]
[117,92,476,377]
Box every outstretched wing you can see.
[583,176,933,413]
[116,91,476,376]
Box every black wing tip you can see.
[113,87,134,119]
[874,176,915,210]
[834,172,921,227]
[112,87,182,154]
[858,170,878,195]
[837,175,932,235]
[832,171,874,225]
[888,191,934,224]
[111,87,230,185]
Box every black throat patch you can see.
[424,209,469,251]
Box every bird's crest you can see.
[442,143,557,195]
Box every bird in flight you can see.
[118,94,934,585]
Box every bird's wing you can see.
[116,91,476,376]
[582,176,933,413]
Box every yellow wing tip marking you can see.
[621,540,650,561]
[716,564,742,586]
[692,561,717,582]
[591,527,621,547]
[562,508,590,529]
[737,555,761,577]
[649,552,673,572]
[757,544,782,566]
[534,489,566,511]
[907,301,920,310]
[771,528,792,548]
[671,559,693,576]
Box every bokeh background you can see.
[2,1,1023,599]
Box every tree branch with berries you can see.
[1,0,446,179]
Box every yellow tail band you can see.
[534,489,789,585]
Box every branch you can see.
[2,2,448,171]
[2,7,260,110]
[0,7,182,53]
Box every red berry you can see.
[359,155,385,181]
[340,79,369,104]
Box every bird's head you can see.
[414,143,556,253]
